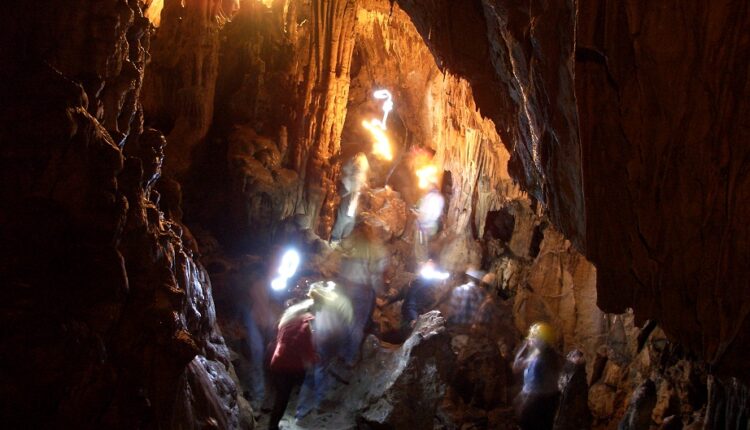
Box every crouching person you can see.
[268,286,339,429]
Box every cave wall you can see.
[353,0,608,379]
[0,0,248,427]
[142,0,239,175]
[394,0,750,385]
[394,0,584,249]
[575,0,750,384]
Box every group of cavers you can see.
[241,152,564,429]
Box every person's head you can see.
[307,281,353,329]
[527,322,556,348]
[308,282,338,310]
[481,272,497,288]
[465,268,486,284]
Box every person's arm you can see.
[513,340,531,373]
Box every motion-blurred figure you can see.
[295,282,353,419]
[447,269,491,328]
[331,153,369,243]
[513,322,562,430]
[338,223,387,367]
[385,260,451,341]
[267,284,342,430]
[414,183,444,262]
[239,277,276,410]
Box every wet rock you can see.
[554,350,592,430]
[358,311,454,428]
[449,334,512,411]
[589,382,618,420]
[618,379,657,430]
[659,415,683,430]
[360,187,408,241]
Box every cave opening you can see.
[2,0,748,428]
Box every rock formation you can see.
[1,0,749,428]
[0,1,248,427]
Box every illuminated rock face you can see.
[0,1,246,428]
[2,0,749,427]
[394,0,750,386]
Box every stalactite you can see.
[288,0,359,237]
[142,0,238,176]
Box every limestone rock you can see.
[618,379,657,430]
[554,350,592,430]
[358,311,454,429]
[589,382,618,420]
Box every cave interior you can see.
[1,0,749,429]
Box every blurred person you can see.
[513,322,562,430]
[413,183,444,262]
[384,260,451,342]
[295,282,353,419]
[331,152,369,243]
[237,261,282,411]
[267,284,342,430]
[447,268,490,328]
[337,222,387,368]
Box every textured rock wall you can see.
[394,0,584,249]
[351,2,524,247]
[575,0,750,384]
[142,0,239,175]
[0,0,247,427]
[289,0,359,237]
[354,1,610,403]
[394,0,750,385]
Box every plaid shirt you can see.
[448,281,487,325]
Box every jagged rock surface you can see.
[0,1,247,427]
[394,0,750,386]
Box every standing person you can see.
[331,153,369,243]
[384,260,450,342]
[447,268,488,328]
[295,282,353,420]
[513,322,562,430]
[414,183,444,262]
[338,222,387,368]
[267,285,340,430]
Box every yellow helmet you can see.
[528,322,556,345]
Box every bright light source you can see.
[362,119,393,160]
[416,164,439,189]
[278,249,300,278]
[363,89,395,161]
[420,262,449,280]
[144,0,164,27]
[270,277,287,291]
[373,89,393,125]
[270,249,301,291]
[418,190,445,225]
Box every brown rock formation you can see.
[0,1,247,427]
[143,0,239,175]
[394,0,750,385]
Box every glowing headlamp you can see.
[373,89,393,125]
[270,249,301,291]
[363,89,395,161]
[419,262,449,281]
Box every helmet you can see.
[465,268,487,281]
[481,272,497,286]
[528,322,556,345]
[308,281,338,303]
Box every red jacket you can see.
[270,313,316,372]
